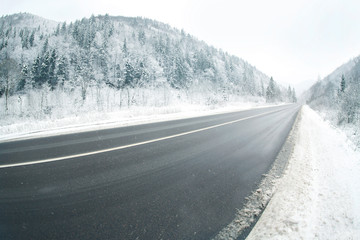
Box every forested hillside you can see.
[305,56,360,146]
[0,13,293,121]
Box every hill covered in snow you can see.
[304,56,360,146]
[0,13,293,124]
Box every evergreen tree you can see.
[55,24,60,36]
[287,86,292,102]
[97,42,109,82]
[29,30,35,47]
[172,55,191,89]
[61,22,67,35]
[72,21,81,44]
[292,87,297,103]
[138,30,146,46]
[122,38,128,57]
[124,61,135,88]
[48,49,57,89]
[56,56,69,87]
[266,77,276,102]
[340,74,346,93]
[17,64,29,91]
[31,56,42,88]
[42,38,49,55]
[40,52,50,86]
[242,65,255,95]
[21,30,29,49]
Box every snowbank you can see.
[0,102,281,142]
[247,105,360,239]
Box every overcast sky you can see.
[2,0,360,88]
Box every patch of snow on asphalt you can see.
[247,105,360,239]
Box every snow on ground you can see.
[247,105,360,239]
[0,102,281,142]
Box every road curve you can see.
[0,104,300,239]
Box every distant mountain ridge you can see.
[0,12,57,32]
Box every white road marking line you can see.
[0,109,283,169]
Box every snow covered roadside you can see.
[0,102,282,142]
[247,105,360,239]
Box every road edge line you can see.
[213,105,303,240]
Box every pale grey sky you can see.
[2,0,360,87]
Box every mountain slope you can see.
[304,56,360,146]
[0,13,290,121]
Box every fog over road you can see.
[0,104,300,239]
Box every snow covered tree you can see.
[31,56,42,88]
[55,24,60,36]
[138,30,146,46]
[242,64,256,95]
[61,22,67,35]
[287,86,292,102]
[48,49,57,90]
[0,58,19,111]
[29,30,35,47]
[17,64,29,91]
[122,38,128,57]
[40,52,50,86]
[42,38,49,55]
[340,74,346,93]
[56,56,69,87]
[260,80,265,97]
[124,61,135,88]
[171,56,191,89]
[74,50,94,101]
[292,87,297,103]
[20,29,29,49]
[266,77,276,102]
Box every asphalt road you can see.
[0,104,300,240]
